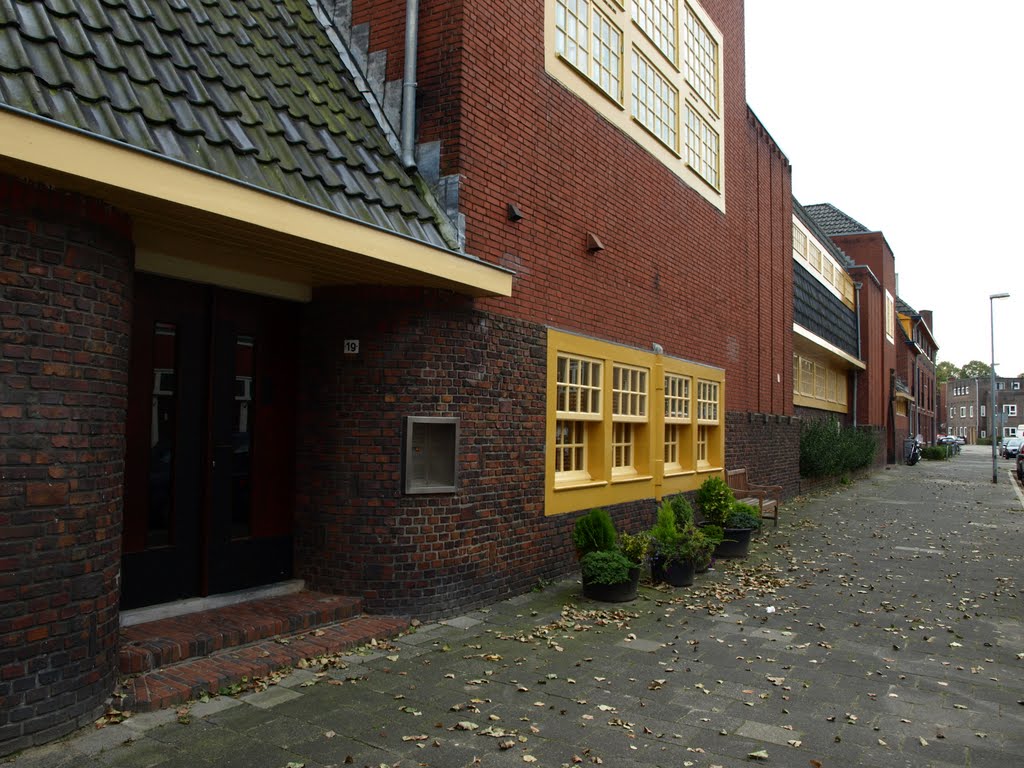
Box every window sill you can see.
[611,474,654,485]
[553,479,609,492]
[664,468,696,478]
[696,465,723,475]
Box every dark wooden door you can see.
[121,275,296,609]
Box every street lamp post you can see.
[990,292,1010,483]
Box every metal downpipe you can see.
[401,0,420,169]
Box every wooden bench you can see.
[727,468,782,527]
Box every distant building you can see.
[946,377,1024,442]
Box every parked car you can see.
[1017,450,1024,482]
[937,435,956,445]
[1001,437,1023,459]
[955,436,966,445]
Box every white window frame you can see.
[554,353,603,484]
[1004,404,1018,417]
[884,291,895,343]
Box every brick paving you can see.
[5,446,1024,768]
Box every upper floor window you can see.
[884,291,895,343]
[1004,404,1018,416]
[792,219,856,309]
[548,0,725,208]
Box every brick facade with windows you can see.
[0,176,131,753]
[0,0,799,751]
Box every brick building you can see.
[0,0,799,752]
[945,376,1024,443]
[802,204,936,464]
[790,201,864,425]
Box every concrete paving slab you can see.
[238,686,301,710]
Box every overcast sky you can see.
[745,1,1024,378]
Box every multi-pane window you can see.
[1004,404,1018,416]
[612,364,648,475]
[981,405,986,417]
[793,354,847,409]
[885,291,895,343]
[632,49,677,149]
[591,11,623,99]
[696,378,719,467]
[960,406,967,417]
[792,218,855,309]
[554,0,589,72]
[683,4,717,109]
[554,354,602,481]
[792,225,807,262]
[548,331,724,515]
[548,0,724,201]
[685,105,718,188]
[632,0,676,62]
[664,374,690,470]
[555,1,623,101]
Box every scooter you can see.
[905,437,921,466]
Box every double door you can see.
[121,275,297,609]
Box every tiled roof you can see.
[0,0,456,250]
[803,203,871,237]
[895,297,917,316]
[794,199,854,269]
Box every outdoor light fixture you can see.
[586,232,605,253]
[990,292,1010,484]
[507,203,524,222]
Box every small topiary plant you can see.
[695,476,735,527]
[921,446,947,461]
[667,494,694,528]
[573,508,617,557]
[580,550,637,585]
[724,501,761,530]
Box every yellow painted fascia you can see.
[0,110,512,298]
[794,393,848,414]
[793,325,866,371]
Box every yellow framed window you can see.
[555,354,602,483]
[695,378,720,468]
[611,364,648,476]
[632,0,677,62]
[664,373,691,472]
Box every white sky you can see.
[745,1,1024,378]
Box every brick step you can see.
[117,613,411,713]
[119,591,364,674]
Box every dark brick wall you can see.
[724,411,802,500]
[0,175,132,756]
[295,289,661,618]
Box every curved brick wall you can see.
[0,175,132,756]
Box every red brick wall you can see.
[294,287,663,617]
[351,0,791,418]
[0,175,132,756]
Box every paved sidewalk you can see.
[7,446,1023,768]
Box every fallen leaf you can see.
[748,749,769,760]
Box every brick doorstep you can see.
[116,614,410,713]
[119,592,364,674]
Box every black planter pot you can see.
[712,527,755,558]
[651,557,696,587]
[582,567,640,602]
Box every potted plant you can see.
[695,476,760,559]
[695,524,723,572]
[579,549,641,602]
[573,509,641,602]
[649,500,710,587]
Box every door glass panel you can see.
[148,322,177,547]
[231,335,254,539]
